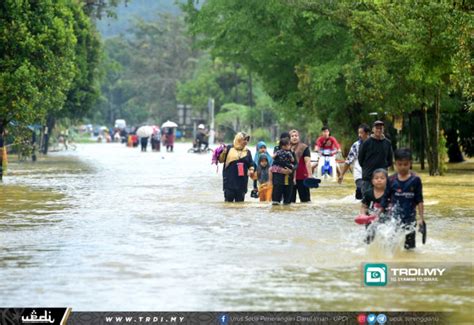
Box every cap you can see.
[198,124,205,129]
[373,120,384,127]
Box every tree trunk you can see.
[109,90,115,126]
[234,64,239,103]
[446,128,464,163]
[348,102,363,131]
[423,105,432,172]
[408,113,413,151]
[419,110,425,170]
[431,89,441,175]
[0,122,4,181]
[248,71,253,108]
[31,131,37,162]
[42,115,56,155]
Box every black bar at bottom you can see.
[69,311,448,325]
[0,310,451,325]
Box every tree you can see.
[442,95,474,162]
[182,0,304,102]
[348,1,472,175]
[81,0,127,20]
[181,0,366,145]
[63,2,102,121]
[0,0,78,173]
[42,1,104,154]
[215,103,252,137]
[182,0,472,171]
[127,13,196,122]
[177,56,228,116]
[94,13,197,126]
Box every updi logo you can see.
[364,264,387,286]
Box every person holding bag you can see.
[218,132,254,202]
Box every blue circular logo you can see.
[367,313,377,324]
[376,314,387,324]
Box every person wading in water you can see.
[289,129,313,203]
[218,132,255,202]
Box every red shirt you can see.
[295,146,311,180]
[315,136,340,151]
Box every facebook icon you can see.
[219,314,229,325]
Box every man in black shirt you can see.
[358,120,393,193]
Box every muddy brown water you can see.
[0,143,472,322]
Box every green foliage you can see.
[62,1,102,121]
[181,0,364,143]
[176,56,232,115]
[441,95,474,158]
[252,128,272,143]
[346,1,471,174]
[215,103,251,134]
[181,0,472,174]
[0,0,78,129]
[348,1,470,109]
[81,0,127,20]
[94,13,196,125]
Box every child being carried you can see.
[270,138,296,205]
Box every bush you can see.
[252,128,272,143]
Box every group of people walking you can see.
[218,129,316,204]
[137,128,175,152]
[217,120,425,249]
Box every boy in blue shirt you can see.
[389,148,425,249]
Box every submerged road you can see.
[0,143,472,320]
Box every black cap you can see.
[373,120,384,127]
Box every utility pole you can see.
[208,98,215,145]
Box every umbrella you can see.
[161,120,178,128]
[136,126,153,138]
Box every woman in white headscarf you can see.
[218,132,254,202]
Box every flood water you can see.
[0,143,472,322]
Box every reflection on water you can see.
[0,143,472,321]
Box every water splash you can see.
[366,217,416,258]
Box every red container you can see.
[237,162,244,176]
[354,214,378,225]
